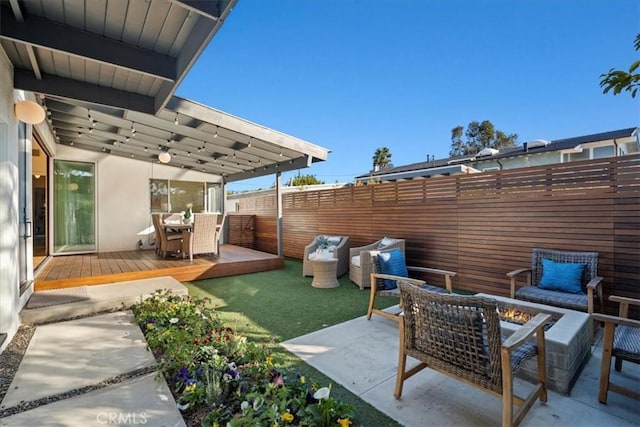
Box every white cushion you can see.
[378,237,397,248]
[326,236,342,245]
[351,255,361,267]
[310,249,332,260]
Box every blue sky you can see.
[177,0,640,192]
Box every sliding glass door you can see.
[53,160,96,254]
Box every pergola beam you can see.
[0,9,176,81]
[16,70,155,114]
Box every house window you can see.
[593,146,614,159]
[150,179,221,213]
[562,150,589,162]
[563,143,618,163]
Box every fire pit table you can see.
[477,293,592,395]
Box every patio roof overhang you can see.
[1,0,329,182]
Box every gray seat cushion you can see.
[515,286,588,312]
[378,283,449,298]
[613,325,640,364]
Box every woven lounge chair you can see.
[508,248,603,314]
[349,237,405,289]
[367,248,457,322]
[182,213,219,262]
[592,295,640,404]
[302,235,349,277]
[396,283,550,427]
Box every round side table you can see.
[310,258,340,288]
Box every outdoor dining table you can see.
[162,222,193,233]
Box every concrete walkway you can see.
[0,312,185,427]
[0,277,188,427]
[283,308,640,427]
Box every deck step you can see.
[21,276,187,324]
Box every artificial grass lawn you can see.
[185,258,401,427]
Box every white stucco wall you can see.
[0,47,21,352]
[55,144,222,252]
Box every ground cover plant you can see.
[184,258,402,426]
[133,289,357,426]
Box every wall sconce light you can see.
[14,100,46,124]
[158,152,171,163]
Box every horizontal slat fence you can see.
[234,155,640,317]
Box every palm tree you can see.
[372,147,392,171]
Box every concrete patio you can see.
[283,307,640,427]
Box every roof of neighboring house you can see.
[356,127,639,180]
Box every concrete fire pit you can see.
[476,293,591,395]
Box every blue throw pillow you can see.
[375,248,408,290]
[539,259,586,294]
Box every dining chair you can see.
[182,213,219,261]
[152,213,182,257]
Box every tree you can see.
[450,126,465,157]
[372,147,392,171]
[600,33,640,98]
[449,120,517,157]
[286,173,324,186]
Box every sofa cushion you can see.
[375,248,408,290]
[326,236,342,246]
[351,255,361,267]
[377,237,397,249]
[515,286,589,312]
[539,259,585,294]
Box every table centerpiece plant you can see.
[183,203,193,224]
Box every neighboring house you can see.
[0,1,329,353]
[355,127,639,184]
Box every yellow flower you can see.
[185,384,196,393]
[266,356,273,365]
[146,323,154,330]
[281,412,294,423]
[338,418,352,427]
[300,375,305,384]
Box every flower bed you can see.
[132,290,355,426]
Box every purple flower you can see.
[176,367,189,382]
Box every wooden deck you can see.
[34,245,284,291]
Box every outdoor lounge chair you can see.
[349,237,405,289]
[507,248,603,314]
[396,283,550,427]
[302,235,350,277]
[592,295,640,404]
[367,247,456,322]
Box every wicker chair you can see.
[592,295,640,404]
[367,261,457,322]
[396,283,550,427]
[302,235,350,277]
[507,248,603,314]
[152,214,182,257]
[349,238,405,289]
[182,213,219,262]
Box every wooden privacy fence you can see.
[234,155,640,316]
